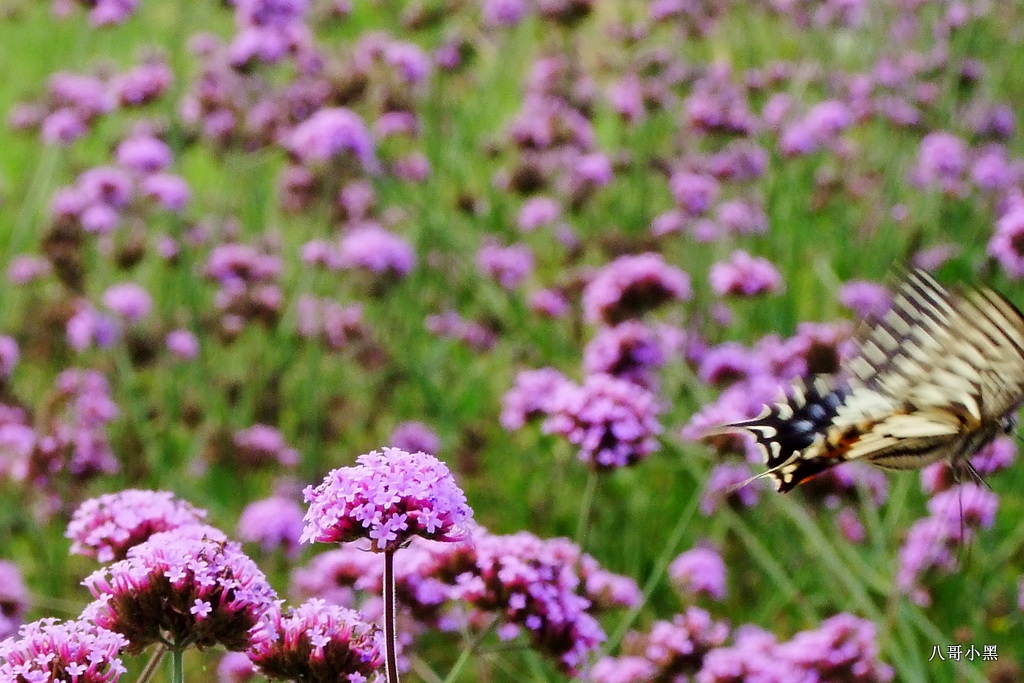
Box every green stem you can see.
[135,644,167,683]
[442,616,498,683]
[384,549,401,683]
[574,470,599,548]
[171,649,183,683]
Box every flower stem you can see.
[171,648,184,683]
[384,548,401,683]
[135,644,167,683]
[574,469,599,548]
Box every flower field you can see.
[0,0,1023,681]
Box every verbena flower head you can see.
[500,367,569,430]
[0,618,129,683]
[0,560,29,640]
[389,421,440,455]
[452,530,607,675]
[476,242,534,290]
[583,321,665,388]
[709,250,783,297]
[218,651,257,683]
[233,425,299,467]
[287,108,377,172]
[67,489,209,562]
[248,598,383,683]
[583,253,692,324]
[543,374,663,470]
[776,613,894,682]
[638,609,730,677]
[338,226,415,278]
[83,531,277,653]
[668,546,727,601]
[237,497,305,559]
[300,447,473,552]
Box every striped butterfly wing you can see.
[845,269,1024,470]
[714,269,1024,491]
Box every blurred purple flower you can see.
[140,173,191,211]
[389,421,440,455]
[590,656,657,683]
[452,530,609,675]
[234,424,299,467]
[669,546,727,600]
[669,171,719,216]
[518,196,561,232]
[237,496,305,559]
[297,296,365,349]
[291,545,382,607]
[288,108,377,171]
[650,210,686,237]
[301,447,473,552]
[714,199,769,236]
[7,255,52,285]
[583,322,664,388]
[166,329,200,359]
[838,280,891,319]
[501,367,570,430]
[67,489,209,563]
[988,200,1024,278]
[111,60,172,107]
[102,282,152,322]
[911,131,969,194]
[583,253,691,325]
[218,651,258,683]
[483,0,530,26]
[83,531,277,653]
[115,133,172,174]
[971,145,1015,191]
[776,613,893,682]
[836,507,866,544]
[0,560,29,640]
[425,310,496,351]
[543,374,663,470]
[249,599,383,682]
[477,242,534,289]
[528,288,571,318]
[338,225,415,277]
[0,618,128,683]
[709,250,783,297]
[701,463,760,515]
[74,0,139,26]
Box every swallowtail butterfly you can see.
[713,269,1024,492]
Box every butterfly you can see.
[711,269,1024,492]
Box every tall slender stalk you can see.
[171,649,184,683]
[135,644,167,683]
[383,549,401,683]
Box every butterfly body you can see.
[712,269,1024,492]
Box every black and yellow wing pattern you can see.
[715,269,1024,492]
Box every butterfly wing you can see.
[712,269,1024,491]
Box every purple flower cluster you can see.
[388,421,440,455]
[296,296,365,350]
[476,242,534,290]
[594,608,729,681]
[237,496,306,559]
[500,367,569,430]
[248,598,383,683]
[0,561,29,640]
[424,310,496,352]
[696,614,892,682]
[582,322,665,389]
[66,489,209,562]
[709,250,783,297]
[338,225,415,278]
[205,242,284,332]
[83,531,277,653]
[897,483,999,605]
[289,529,639,673]
[0,618,129,683]
[543,374,663,470]
[233,424,299,467]
[301,447,473,552]
[583,253,692,324]
[451,531,610,675]
[669,546,727,601]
